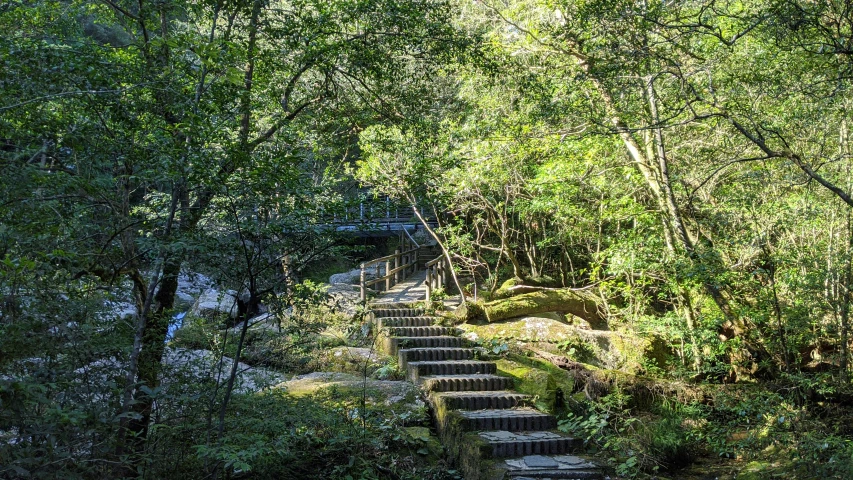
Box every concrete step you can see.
[420,374,514,392]
[457,408,557,432]
[398,348,476,369]
[433,391,529,410]
[372,307,424,318]
[385,326,456,337]
[478,431,581,458]
[504,454,602,479]
[386,336,463,355]
[407,360,496,381]
[377,316,437,328]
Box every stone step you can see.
[420,374,514,392]
[386,336,463,355]
[386,326,456,337]
[433,391,529,410]
[504,454,602,479]
[397,348,476,369]
[377,316,437,328]
[457,408,557,432]
[479,431,581,458]
[508,471,602,480]
[407,360,496,382]
[372,308,424,318]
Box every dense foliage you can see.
[4,0,853,478]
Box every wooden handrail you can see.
[425,256,443,268]
[359,246,422,301]
[425,254,450,305]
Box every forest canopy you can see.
[2,0,853,478]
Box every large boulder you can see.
[190,288,239,319]
[326,283,363,316]
[277,372,424,419]
[458,315,662,374]
[163,348,284,394]
[329,269,360,285]
[328,265,386,285]
[175,272,213,308]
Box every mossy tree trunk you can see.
[476,288,606,329]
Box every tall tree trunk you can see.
[123,1,266,469]
[590,72,762,378]
[841,119,852,375]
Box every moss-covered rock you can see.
[278,372,425,421]
[458,316,664,374]
[312,346,387,375]
[459,314,576,343]
[495,355,575,413]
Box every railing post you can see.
[360,263,366,302]
[394,248,401,284]
[425,266,432,305]
[385,258,392,291]
[443,258,450,287]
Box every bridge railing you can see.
[359,246,421,301]
[323,196,437,227]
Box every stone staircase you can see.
[373,305,603,480]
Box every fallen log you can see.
[478,288,607,329]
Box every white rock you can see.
[163,347,284,393]
[328,265,386,285]
[329,270,360,285]
[190,288,238,319]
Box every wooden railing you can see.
[424,255,451,304]
[359,246,421,301]
[323,196,436,226]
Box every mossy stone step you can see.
[434,391,529,410]
[507,470,601,480]
[397,348,476,368]
[420,374,514,392]
[407,360,497,381]
[372,308,424,318]
[386,336,464,355]
[377,316,437,328]
[457,408,557,432]
[504,454,602,479]
[386,326,457,337]
[478,431,581,458]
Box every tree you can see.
[1,0,465,474]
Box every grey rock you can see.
[524,455,559,468]
[329,270,360,285]
[190,288,238,319]
[326,284,362,316]
[552,455,589,466]
[329,266,386,285]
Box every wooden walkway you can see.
[371,270,428,304]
